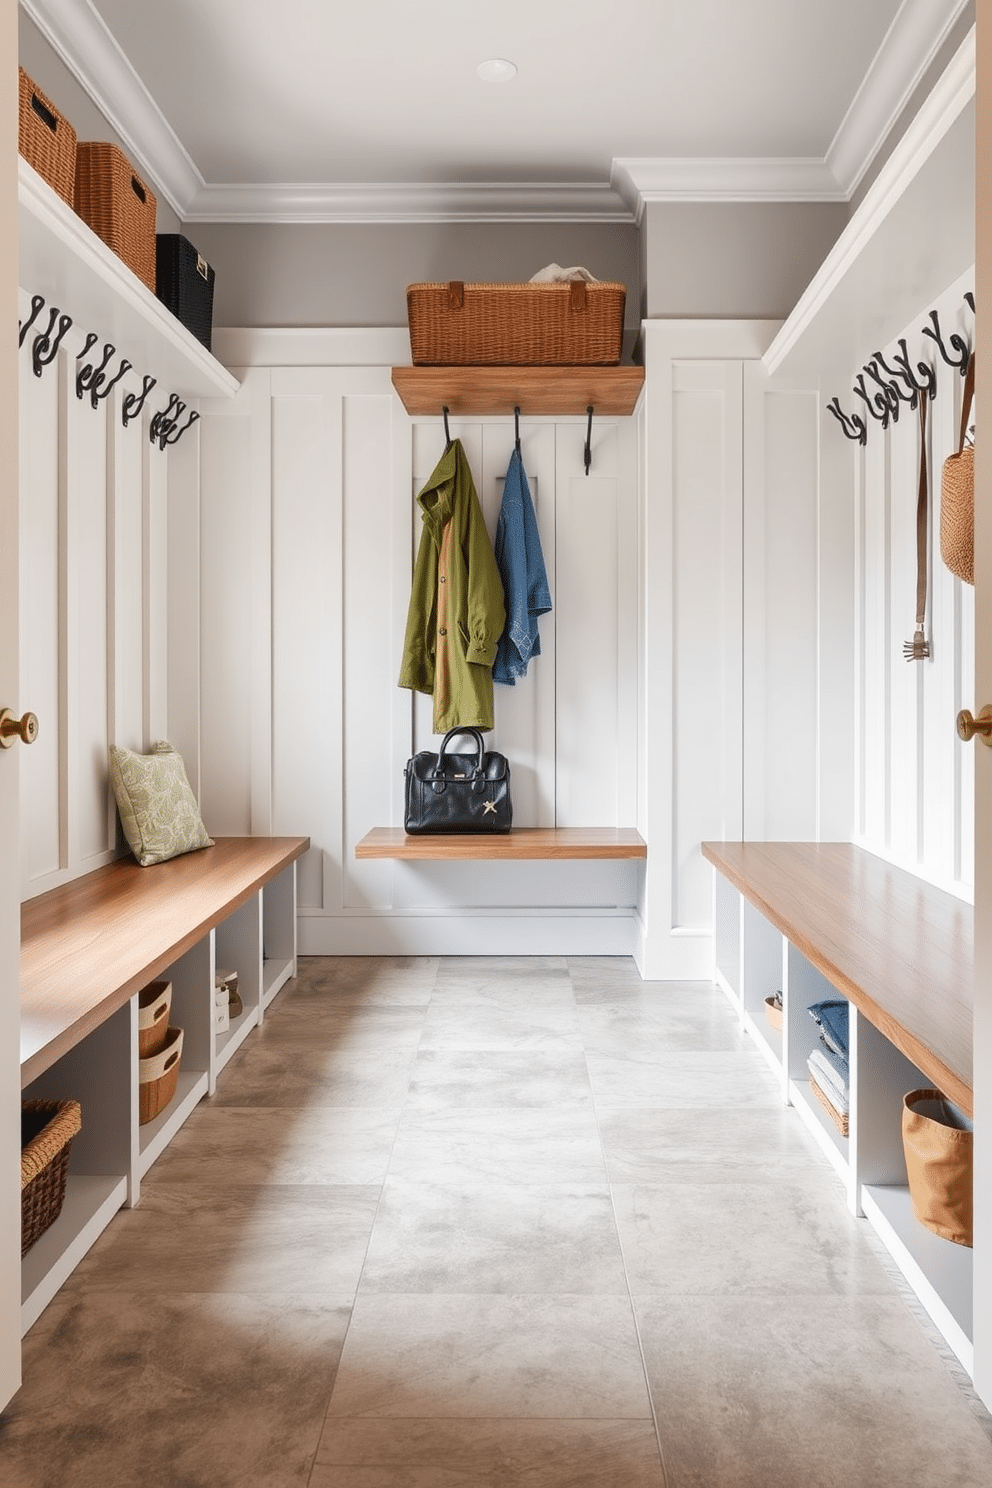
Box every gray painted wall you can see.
[641,202,848,320]
[188,220,642,332]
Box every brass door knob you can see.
[0,709,39,748]
[957,706,992,746]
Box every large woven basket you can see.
[407,280,625,366]
[21,1098,82,1256]
[18,67,77,205]
[74,142,157,293]
[139,1025,183,1125]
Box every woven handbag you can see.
[404,727,512,834]
[940,352,976,585]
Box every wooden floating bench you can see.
[702,840,972,1114]
[21,835,310,1084]
[354,827,647,861]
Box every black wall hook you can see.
[862,362,904,423]
[921,309,970,375]
[89,355,131,409]
[965,291,976,316]
[32,309,72,377]
[514,405,521,454]
[442,405,451,449]
[865,356,915,411]
[19,293,46,349]
[76,338,112,400]
[584,405,594,475]
[122,374,157,428]
[150,394,183,448]
[160,408,200,448]
[826,397,868,446]
[853,373,893,430]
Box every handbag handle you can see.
[433,727,485,779]
[958,352,976,454]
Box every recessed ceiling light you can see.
[476,58,517,83]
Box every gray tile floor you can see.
[4,955,992,1487]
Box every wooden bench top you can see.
[702,842,973,1114]
[355,827,647,860]
[20,836,309,1086]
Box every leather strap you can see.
[447,281,465,310]
[958,351,976,453]
[915,389,929,629]
[568,279,588,313]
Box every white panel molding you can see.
[299,910,639,958]
[213,327,411,370]
[826,0,973,198]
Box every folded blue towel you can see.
[808,999,849,1060]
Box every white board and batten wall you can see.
[193,329,644,961]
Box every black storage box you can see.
[156,234,215,351]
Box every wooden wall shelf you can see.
[355,827,647,860]
[391,365,645,417]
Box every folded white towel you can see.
[529,263,600,283]
[808,1049,849,1115]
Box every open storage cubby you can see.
[19,837,308,1337]
[703,840,974,1377]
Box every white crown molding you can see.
[611,158,844,220]
[826,0,973,198]
[20,0,202,217]
[184,180,632,224]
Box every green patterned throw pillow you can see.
[108,741,214,867]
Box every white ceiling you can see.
[22,0,971,222]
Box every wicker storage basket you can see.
[406,280,625,366]
[139,1025,183,1125]
[18,67,77,205]
[21,1099,82,1256]
[138,979,172,1058]
[74,142,157,292]
[809,1072,849,1137]
[156,234,215,351]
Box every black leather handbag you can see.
[404,728,512,834]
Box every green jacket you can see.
[398,439,506,733]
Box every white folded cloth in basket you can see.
[529,263,600,283]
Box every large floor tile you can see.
[311,1417,668,1487]
[577,994,746,1053]
[598,1106,831,1184]
[252,1002,429,1052]
[636,1293,992,1488]
[63,1184,380,1296]
[360,1177,627,1294]
[211,1046,415,1109]
[1,1292,349,1488]
[419,1001,583,1052]
[612,1182,893,1298]
[388,1105,607,1185]
[406,1047,593,1108]
[326,1293,653,1419]
[586,1050,781,1109]
[149,1103,401,1186]
[291,956,439,1006]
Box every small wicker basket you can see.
[406,280,626,366]
[21,1099,83,1256]
[138,979,172,1058]
[809,1072,849,1137]
[139,1025,183,1125]
[18,67,77,205]
[74,142,157,293]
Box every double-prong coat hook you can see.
[514,405,521,455]
[150,393,183,448]
[32,308,72,377]
[76,336,109,400]
[826,397,868,446]
[19,293,46,349]
[875,338,935,405]
[121,374,157,429]
[584,405,594,476]
[921,309,970,375]
[853,372,894,431]
[89,354,131,410]
[442,405,451,449]
[159,408,200,448]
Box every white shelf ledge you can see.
[764,29,975,378]
[19,157,239,401]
